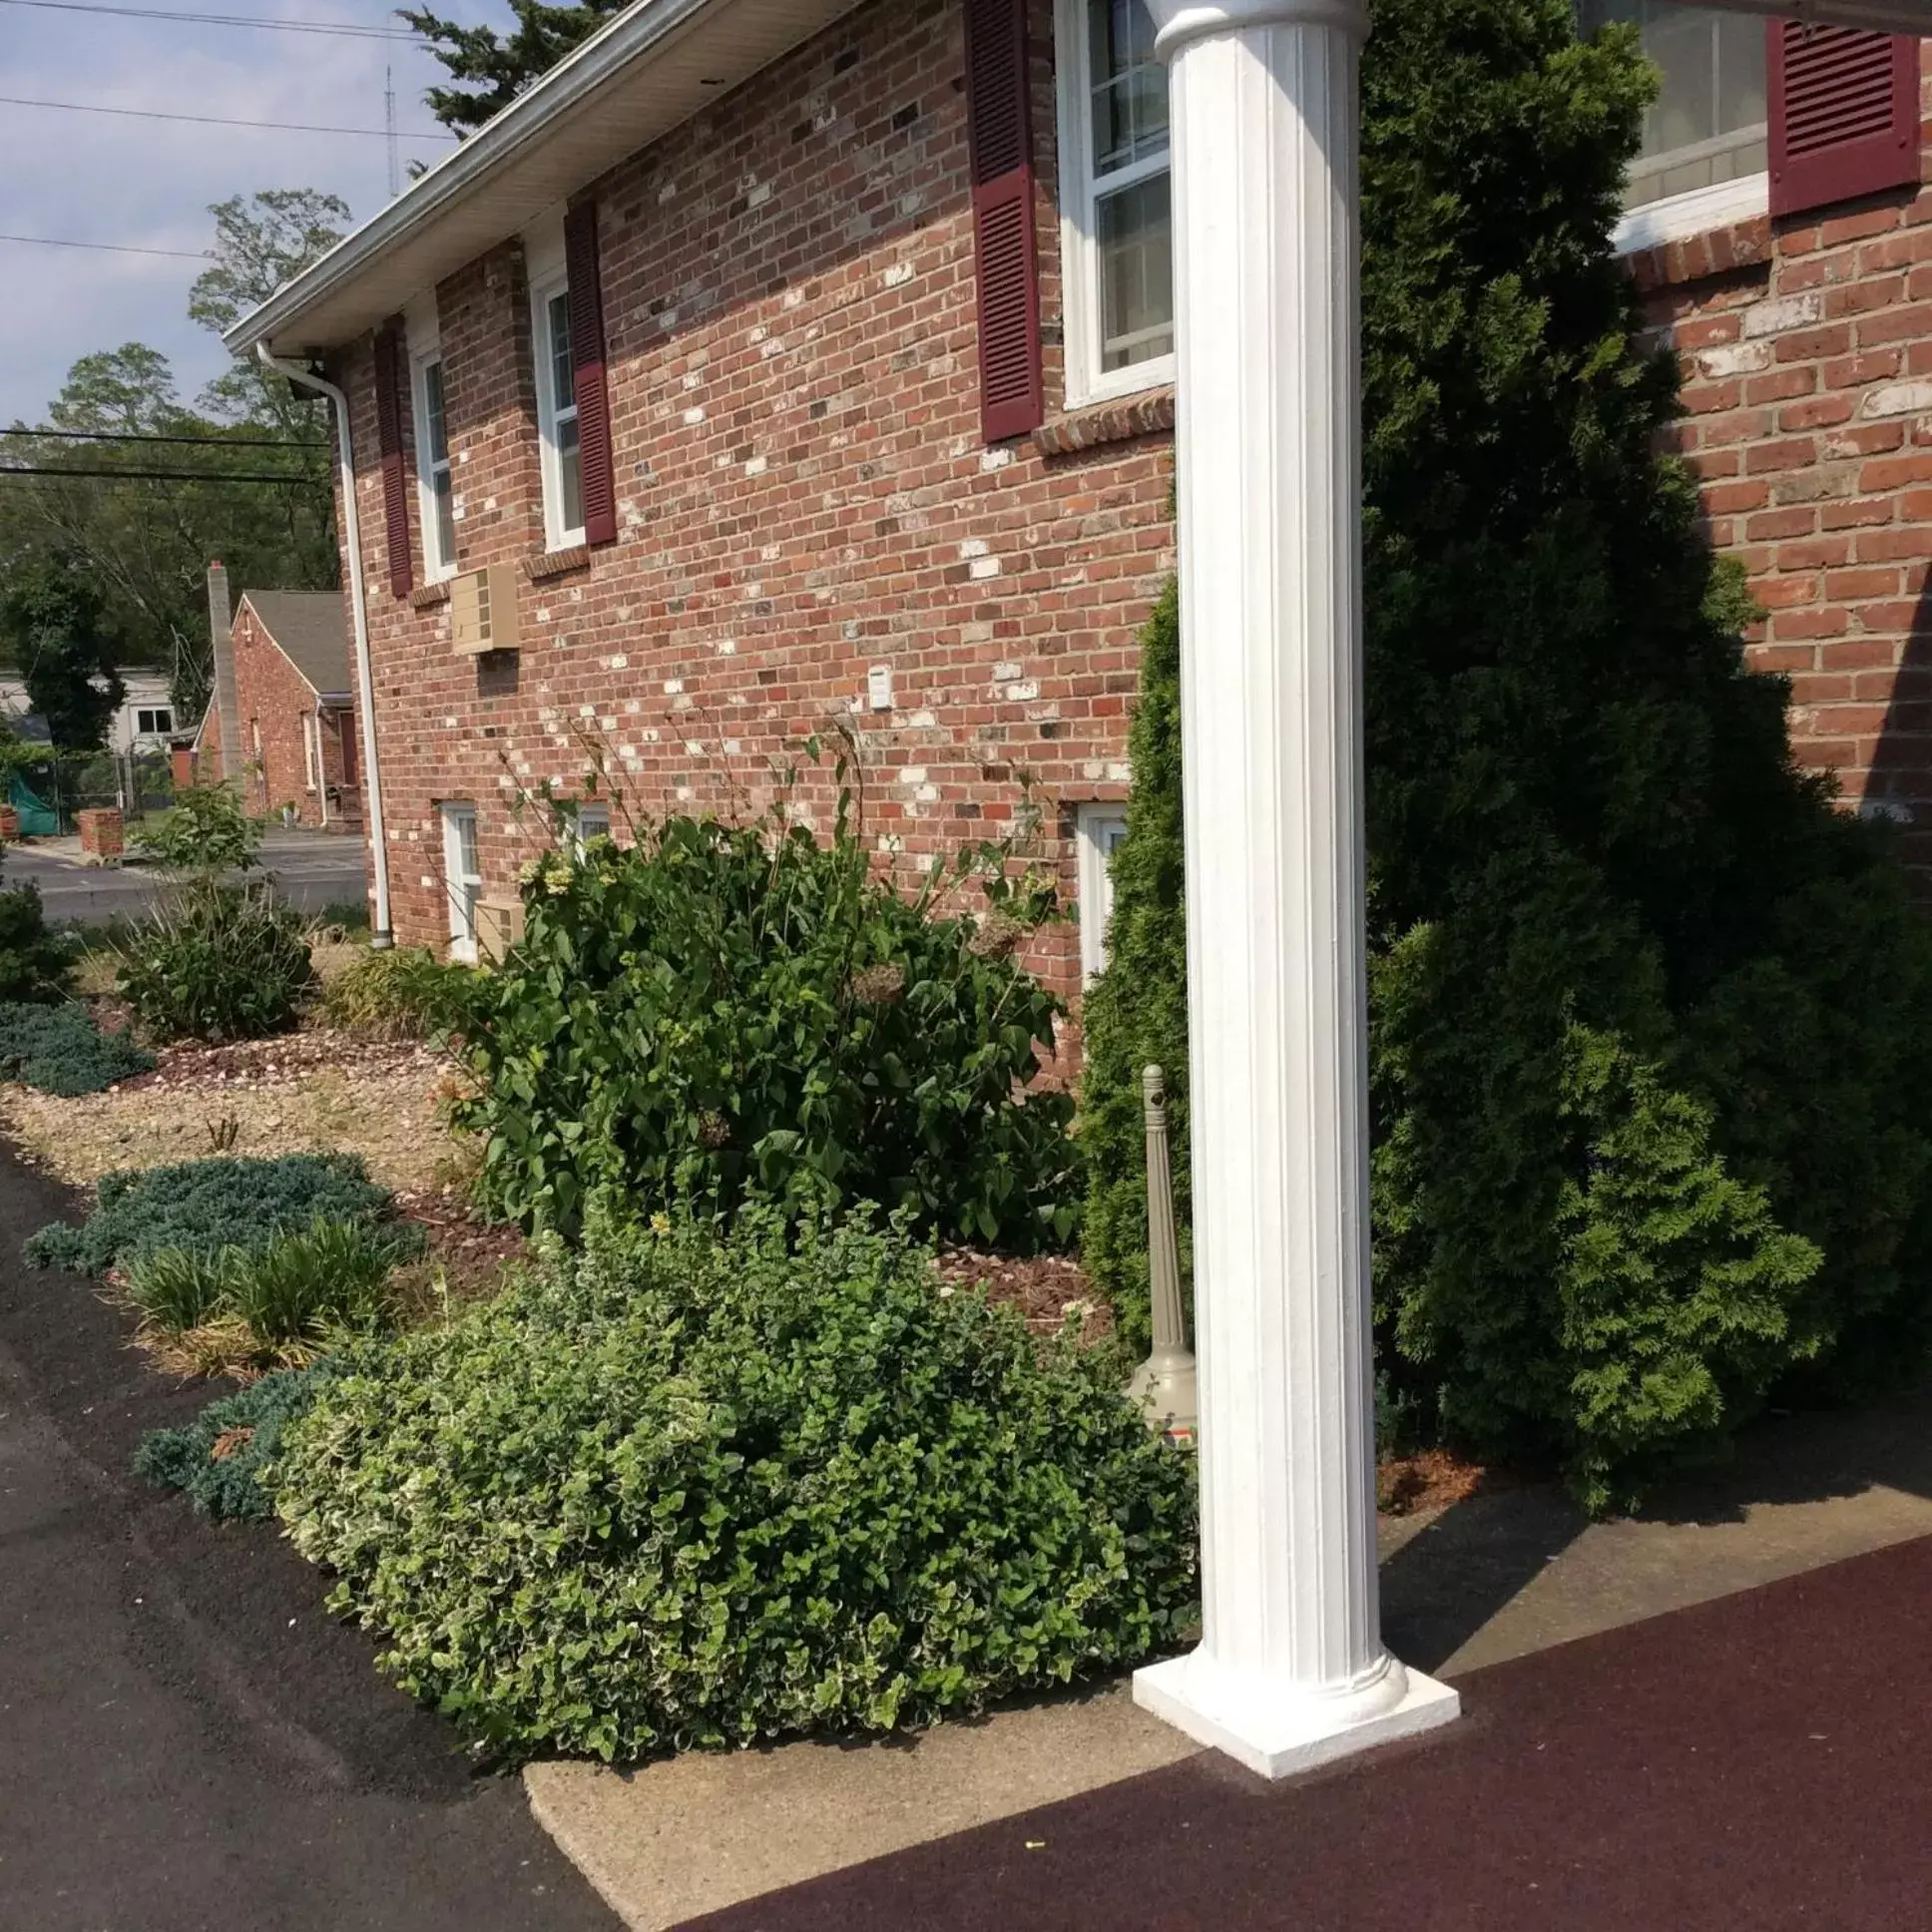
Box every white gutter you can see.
[256,343,394,949]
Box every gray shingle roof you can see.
[238,591,350,698]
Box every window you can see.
[413,353,456,580]
[1076,803,1130,983]
[532,275,584,549]
[302,713,316,791]
[1579,2,1767,241]
[574,800,612,851]
[1056,0,1174,408]
[135,707,173,736]
[440,802,483,964]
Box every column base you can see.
[1133,1647,1460,1781]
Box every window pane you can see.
[1578,1,1766,208]
[547,291,575,413]
[423,359,450,466]
[434,468,456,565]
[558,412,583,535]
[1097,171,1173,370]
[1088,0,1167,177]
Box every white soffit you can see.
[227,0,866,358]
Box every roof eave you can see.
[224,0,863,359]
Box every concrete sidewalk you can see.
[528,1386,1932,1930]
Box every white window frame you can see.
[525,216,583,552]
[1055,0,1176,411]
[1076,802,1130,983]
[301,712,317,791]
[1612,171,1769,255]
[135,707,173,736]
[404,295,455,582]
[573,800,612,852]
[440,801,483,965]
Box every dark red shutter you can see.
[372,323,413,597]
[565,199,618,547]
[1769,23,1920,220]
[964,0,1043,442]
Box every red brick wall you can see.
[219,604,363,832]
[328,0,1175,991]
[1632,46,1932,872]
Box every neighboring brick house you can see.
[227,0,1932,972]
[202,592,363,832]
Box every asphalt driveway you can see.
[4,827,369,924]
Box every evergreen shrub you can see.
[0,1001,153,1095]
[24,1152,398,1275]
[1080,0,1932,1509]
[452,797,1079,1249]
[270,1209,1197,1762]
[135,1363,333,1520]
[0,882,76,1002]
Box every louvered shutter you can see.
[565,200,618,547]
[1768,23,1920,220]
[373,323,413,597]
[964,0,1043,442]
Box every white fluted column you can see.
[1131,0,1459,1779]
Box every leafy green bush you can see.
[320,945,477,1040]
[0,881,75,1002]
[115,880,313,1042]
[135,1363,333,1520]
[124,1216,417,1345]
[0,1001,153,1095]
[1081,0,1932,1511]
[452,799,1079,1249]
[270,1209,1196,1762]
[24,1152,398,1275]
[131,782,262,876]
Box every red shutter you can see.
[372,323,413,597]
[565,199,618,548]
[964,0,1043,442]
[1768,23,1920,220]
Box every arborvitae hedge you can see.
[1080,0,1932,1511]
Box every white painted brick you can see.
[992,660,1023,681]
[1741,292,1823,338]
[1694,340,1771,379]
[1863,381,1932,418]
[882,261,914,288]
[968,556,1001,580]
[1004,680,1040,702]
[898,766,928,785]
[958,537,990,558]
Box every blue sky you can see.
[0,1,487,424]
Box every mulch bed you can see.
[112,1027,444,1095]
[936,1246,1114,1341]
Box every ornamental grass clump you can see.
[452,787,1079,1250]
[269,1208,1198,1763]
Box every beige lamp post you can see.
[1127,1063,1198,1447]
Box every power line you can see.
[0,233,207,261]
[2,427,327,449]
[0,465,322,483]
[0,0,420,38]
[0,92,455,140]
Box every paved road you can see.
[0,1150,618,1932]
[4,828,369,924]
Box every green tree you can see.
[0,558,122,752]
[1080,0,1932,1511]
[0,188,345,720]
[401,0,629,133]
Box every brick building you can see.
[203,592,362,832]
[226,0,1932,966]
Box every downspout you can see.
[255,341,393,948]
